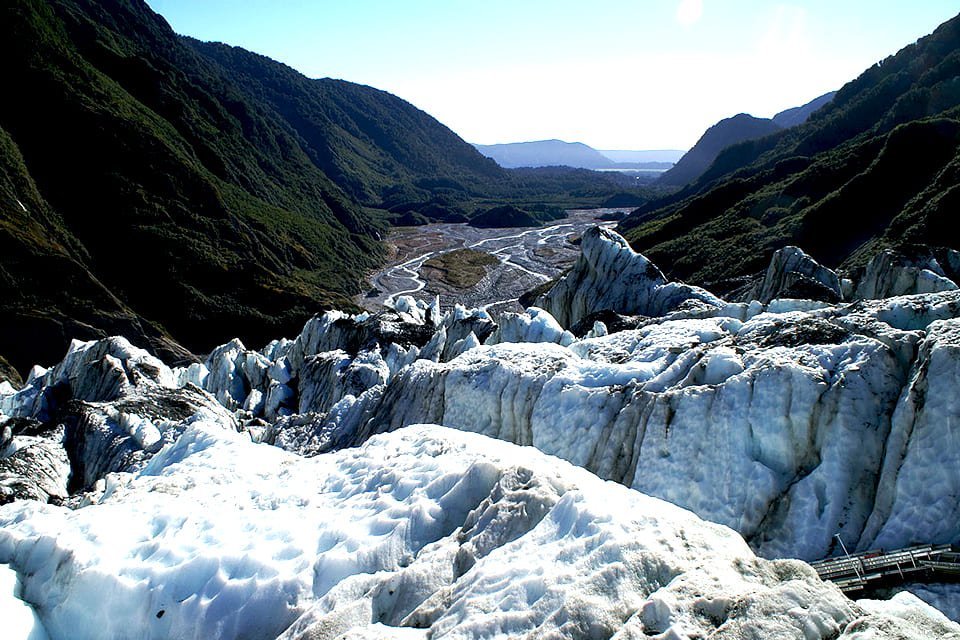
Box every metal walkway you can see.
[810,544,960,594]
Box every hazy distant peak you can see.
[473,140,680,170]
[472,139,613,169]
[598,149,686,164]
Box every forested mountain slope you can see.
[0,0,511,374]
[621,13,960,292]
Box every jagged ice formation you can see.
[3,228,960,637]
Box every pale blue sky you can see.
[146,1,959,150]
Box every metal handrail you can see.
[811,543,960,593]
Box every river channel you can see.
[358,209,626,314]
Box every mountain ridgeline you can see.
[657,91,837,188]
[771,91,837,128]
[0,0,567,375]
[188,41,506,206]
[621,14,960,292]
[657,114,785,187]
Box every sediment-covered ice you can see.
[742,245,843,303]
[2,425,955,639]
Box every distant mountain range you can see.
[658,92,837,187]
[473,93,837,178]
[620,13,960,293]
[473,140,680,170]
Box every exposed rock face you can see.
[855,247,960,300]
[0,356,21,387]
[535,226,723,328]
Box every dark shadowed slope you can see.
[0,0,390,372]
[0,124,194,372]
[190,41,506,205]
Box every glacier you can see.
[3,227,960,637]
[2,422,957,639]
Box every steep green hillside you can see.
[0,123,194,372]
[0,0,396,372]
[621,12,960,291]
[1,0,567,375]
[190,41,506,205]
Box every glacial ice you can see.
[856,248,960,300]
[731,244,960,305]
[484,306,576,347]
[747,245,843,304]
[3,227,960,636]
[2,424,955,639]
[339,310,915,560]
[535,226,723,327]
[3,232,960,565]
[0,564,48,640]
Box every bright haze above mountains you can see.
[146,0,957,150]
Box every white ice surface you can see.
[0,564,49,640]
[345,311,908,559]
[854,592,960,639]
[4,425,951,639]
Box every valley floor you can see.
[359,209,624,312]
